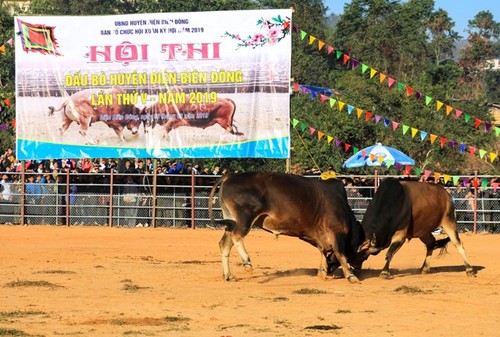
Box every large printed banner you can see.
[15,9,292,160]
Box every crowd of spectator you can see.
[0,147,499,232]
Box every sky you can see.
[323,0,500,36]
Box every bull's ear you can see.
[357,239,371,253]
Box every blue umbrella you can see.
[343,143,415,168]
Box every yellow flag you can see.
[0,45,5,55]
[320,171,337,180]
[490,153,497,163]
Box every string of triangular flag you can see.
[298,29,499,138]
[0,36,17,131]
[293,82,498,164]
[0,37,13,55]
[0,95,15,132]
[292,116,499,189]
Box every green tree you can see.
[0,0,16,150]
[427,8,461,65]
[458,10,500,100]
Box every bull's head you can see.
[357,234,381,257]
[140,106,155,133]
[125,106,141,135]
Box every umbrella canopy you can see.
[343,143,415,168]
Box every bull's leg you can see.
[381,240,404,279]
[111,127,126,142]
[317,252,329,280]
[326,252,340,275]
[329,235,359,283]
[441,222,476,277]
[380,229,406,279]
[79,129,97,145]
[232,235,253,274]
[60,118,73,136]
[163,120,175,138]
[219,230,235,281]
[419,233,437,274]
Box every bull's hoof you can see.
[466,269,477,277]
[243,264,253,274]
[223,274,236,282]
[421,267,431,274]
[347,274,360,283]
[317,270,328,280]
[379,271,393,279]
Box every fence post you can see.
[108,169,114,227]
[20,162,26,226]
[191,169,195,229]
[473,170,478,234]
[151,159,158,228]
[65,169,70,226]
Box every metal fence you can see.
[0,171,498,234]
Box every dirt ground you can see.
[1,226,499,337]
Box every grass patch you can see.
[395,285,432,294]
[0,328,34,336]
[335,309,351,314]
[292,288,327,295]
[305,324,342,331]
[4,280,62,289]
[179,260,204,264]
[121,280,150,292]
[163,315,190,323]
[272,297,289,302]
[0,311,46,321]
[36,270,75,275]
[123,331,154,336]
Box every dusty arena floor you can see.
[0,226,498,337]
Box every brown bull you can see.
[48,86,141,144]
[358,178,475,278]
[141,90,243,138]
[208,172,366,283]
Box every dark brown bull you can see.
[208,172,366,283]
[141,89,243,138]
[358,178,475,278]
[48,86,141,144]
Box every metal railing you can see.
[0,171,498,233]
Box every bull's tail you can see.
[433,237,451,257]
[208,174,231,227]
[226,98,244,136]
[48,101,67,116]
